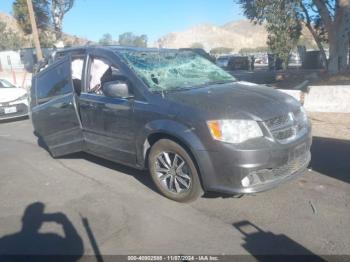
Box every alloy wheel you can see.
[155,152,192,194]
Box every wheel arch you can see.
[145,132,195,168]
[143,131,207,191]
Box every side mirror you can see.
[102,80,133,99]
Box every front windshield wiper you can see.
[150,80,236,94]
[151,85,197,93]
[206,80,236,85]
[184,79,236,90]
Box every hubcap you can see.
[155,152,191,194]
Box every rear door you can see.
[31,55,83,157]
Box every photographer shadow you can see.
[0,202,84,261]
[233,221,325,262]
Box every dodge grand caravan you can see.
[30,46,312,202]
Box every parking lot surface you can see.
[0,119,349,257]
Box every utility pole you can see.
[26,0,43,61]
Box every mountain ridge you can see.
[155,20,268,51]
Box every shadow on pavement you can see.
[311,136,350,184]
[233,220,325,261]
[0,202,84,261]
[69,151,158,193]
[0,115,29,124]
[34,131,167,195]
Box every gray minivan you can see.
[30,46,312,202]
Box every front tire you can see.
[148,139,204,202]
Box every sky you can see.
[0,0,245,43]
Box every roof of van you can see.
[56,45,178,54]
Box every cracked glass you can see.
[119,50,236,92]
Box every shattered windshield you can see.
[118,50,236,92]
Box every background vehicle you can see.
[30,46,311,202]
[216,55,250,70]
[0,79,29,120]
[227,56,250,70]
[216,55,231,68]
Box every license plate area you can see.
[4,106,17,114]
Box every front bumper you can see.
[195,128,312,195]
[0,100,29,120]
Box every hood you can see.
[165,81,300,121]
[0,88,27,103]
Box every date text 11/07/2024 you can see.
[127,255,220,261]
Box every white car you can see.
[0,79,29,120]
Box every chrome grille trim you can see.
[264,109,308,143]
[264,114,292,130]
[273,126,296,140]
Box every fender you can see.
[135,119,206,168]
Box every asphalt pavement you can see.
[0,118,349,258]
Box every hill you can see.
[155,20,316,52]
[155,20,268,52]
[0,12,23,34]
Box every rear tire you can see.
[148,139,204,202]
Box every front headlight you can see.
[17,93,28,101]
[207,119,263,144]
[9,93,29,106]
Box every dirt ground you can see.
[309,112,350,141]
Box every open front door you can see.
[31,55,83,157]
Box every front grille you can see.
[253,151,310,184]
[273,127,295,140]
[264,114,291,130]
[264,110,307,142]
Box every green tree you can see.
[118,32,147,47]
[51,0,74,40]
[133,34,147,48]
[236,0,350,74]
[0,21,25,50]
[99,33,114,45]
[38,31,55,48]
[118,32,133,46]
[265,2,302,69]
[12,0,51,35]
[13,0,75,40]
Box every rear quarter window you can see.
[36,59,72,103]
